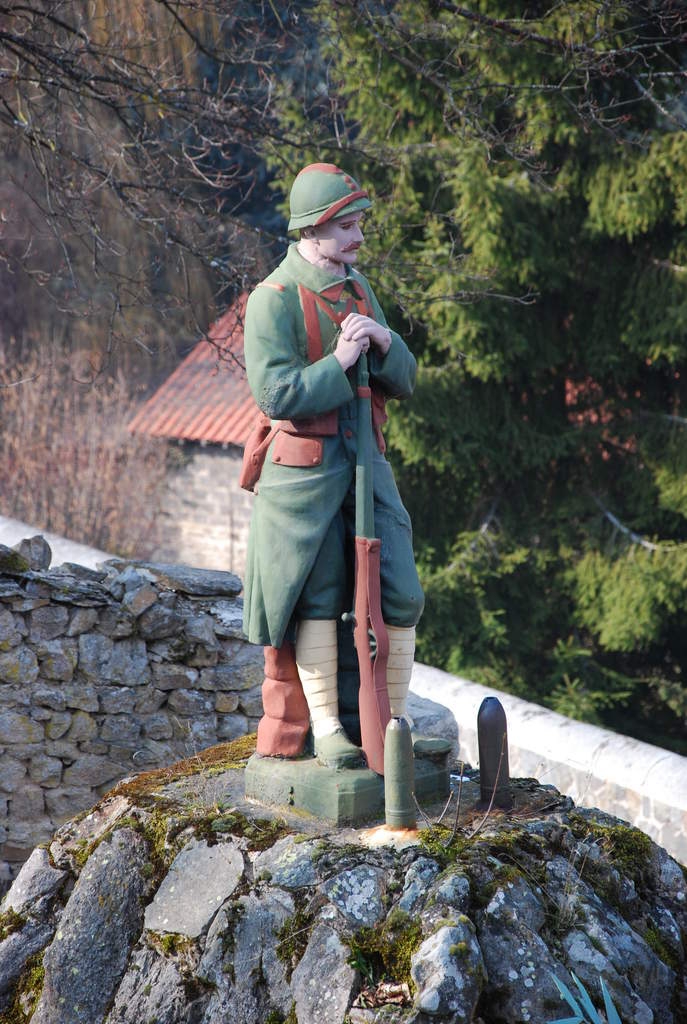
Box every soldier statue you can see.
[242,162,441,771]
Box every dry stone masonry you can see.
[0,745,685,1024]
[0,538,263,890]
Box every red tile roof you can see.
[129,295,257,447]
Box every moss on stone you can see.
[3,951,45,1023]
[347,910,423,991]
[149,930,195,958]
[284,1003,298,1024]
[644,925,680,971]
[108,734,258,804]
[0,550,31,574]
[276,906,316,981]
[204,810,290,851]
[449,940,469,957]
[418,826,468,866]
[0,907,26,941]
[471,862,523,911]
[568,814,653,888]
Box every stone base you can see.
[243,752,450,826]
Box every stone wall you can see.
[152,444,253,578]
[0,541,263,889]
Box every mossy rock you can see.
[108,734,258,805]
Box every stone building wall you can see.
[0,544,263,889]
[152,444,254,579]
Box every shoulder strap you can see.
[298,282,372,363]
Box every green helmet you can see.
[288,163,372,231]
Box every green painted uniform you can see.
[242,243,424,647]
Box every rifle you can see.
[351,352,391,775]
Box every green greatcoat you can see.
[242,243,423,648]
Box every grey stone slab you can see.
[0,648,39,686]
[477,876,565,1023]
[104,944,209,1024]
[32,828,149,1024]
[62,754,124,788]
[131,740,176,767]
[77,632,113,679]
[125,562,242,598]
[137,604,184,640]
[44,786,96,820]
[2,847,67,915]
[141,713,173,740]
[100,716,141,746]
[323,864,386,927]
[0,919,54,1000]
[0,580,24,600]
[133,686,166,715]
[62,684,99,712]
[216,714,248,741]
[29,606,69,643]
[199,661,261,692]
[28,572,112,607]
[13,536,52,571]
[152,663,199,690]
[9,782,46,821]
[208,600,245,638]
[0,757,27,793]
[44,739,79,761]
[0,545,30,574]
[35,638,78,681]
[237,683,264,718]
[199,889,293,1024]
[411,921,484,1018]
[0,608,21,647]
[181,614,218,648]
[144,839,244,938]
[431,871,471,912]
[214,692,239,713]
[32,687,66,712]
[398,857,441,915]
[99,687,137,715]
[96,608,135,638]
[292,918,357,1024]
[0,711,44,744]
[54,565,107,582]
[45,712,72,739]
[29,754,63,787]
[252,835,319,889]
[66,608,99,636]
[66,710,98,743]
[121,582,158,618]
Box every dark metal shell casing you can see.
[477,696,513,810]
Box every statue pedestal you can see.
[244,752,450,826]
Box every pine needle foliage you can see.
[266,1,687,751]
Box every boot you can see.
[387,625,452,759]
[256,642,310,757]
[296,619,364,769]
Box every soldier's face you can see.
[311,211,365,265]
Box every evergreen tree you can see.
[268,1,687,752]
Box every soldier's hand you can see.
[333,332,366,371]
[341,313,391,356]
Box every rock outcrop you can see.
[0,737,684,1024]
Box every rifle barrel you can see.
[356,353,375,540]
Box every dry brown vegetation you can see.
[0,344,167,556]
